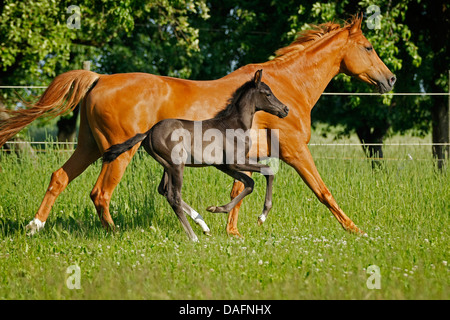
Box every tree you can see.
[405,0,449,169]
[191,0,423,166]
[0,0,210,141]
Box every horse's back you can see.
[82,69,260,152]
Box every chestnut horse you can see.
[0,15,395,236]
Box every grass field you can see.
[0,133,448,300]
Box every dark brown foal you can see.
[103,70,288,241]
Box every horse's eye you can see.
[366,46,373,52]
[266,93,272,97]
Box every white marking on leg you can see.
[25,218,46,236]
[184,206,211,235]
[257,214,266,225]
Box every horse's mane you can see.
[214,78,256,119]
[275,15,361,59]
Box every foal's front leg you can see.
[229,163,275,226]
[206,165,255,213]
[206,163,274,222]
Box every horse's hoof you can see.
[227,228,243,239]
[25,218,46,236]
[345,223,366,236]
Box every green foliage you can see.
[98,0,210,78]
[1,0,447,141]
[0,0,210,88]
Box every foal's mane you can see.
[274,15,361,59]
[214,78,256,119]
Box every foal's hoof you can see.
[203,230,212,237]
[257,214,266,226]
[206,206,227,213]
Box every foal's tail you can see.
[102,131,151,163]
[0,70,100,148]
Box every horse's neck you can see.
[263,30,348,110]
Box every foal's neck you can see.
[234,94,256,131]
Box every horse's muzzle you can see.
[378,75,396,94]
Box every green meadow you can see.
[0,132,448,300]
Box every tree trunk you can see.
[356,126,388,169]
[56,61,91,146]
[56,105,79,144]
[431,96,449,170]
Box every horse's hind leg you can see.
[158,169,210,236]
[90,146,139,230]
[26,144,101,235]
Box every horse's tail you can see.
[0,69,100,148]
[102,131,151,163]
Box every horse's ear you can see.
[350,13,363,34]
[254,69,263,87]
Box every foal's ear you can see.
[254,69,263,87]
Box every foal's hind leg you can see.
[158,169,211,236]
[164,167,198,241]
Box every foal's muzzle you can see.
[278,105,289,118]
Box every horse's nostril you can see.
[389,75,396,87]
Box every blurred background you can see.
[0,0,448,168]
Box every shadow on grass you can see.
[0,192,173,238]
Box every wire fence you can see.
[1,86,449,162]
[1,140,448,163]
[1,85,450,95]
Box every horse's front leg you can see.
[283,143,366,235]
[226,173,251,237]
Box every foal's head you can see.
[249,69,289,118]
[215,69,289,120]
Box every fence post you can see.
[83,61,91,71]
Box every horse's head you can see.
[252,70,289,118]
[340,15,396,93]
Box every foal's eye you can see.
[365,46,373,52]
